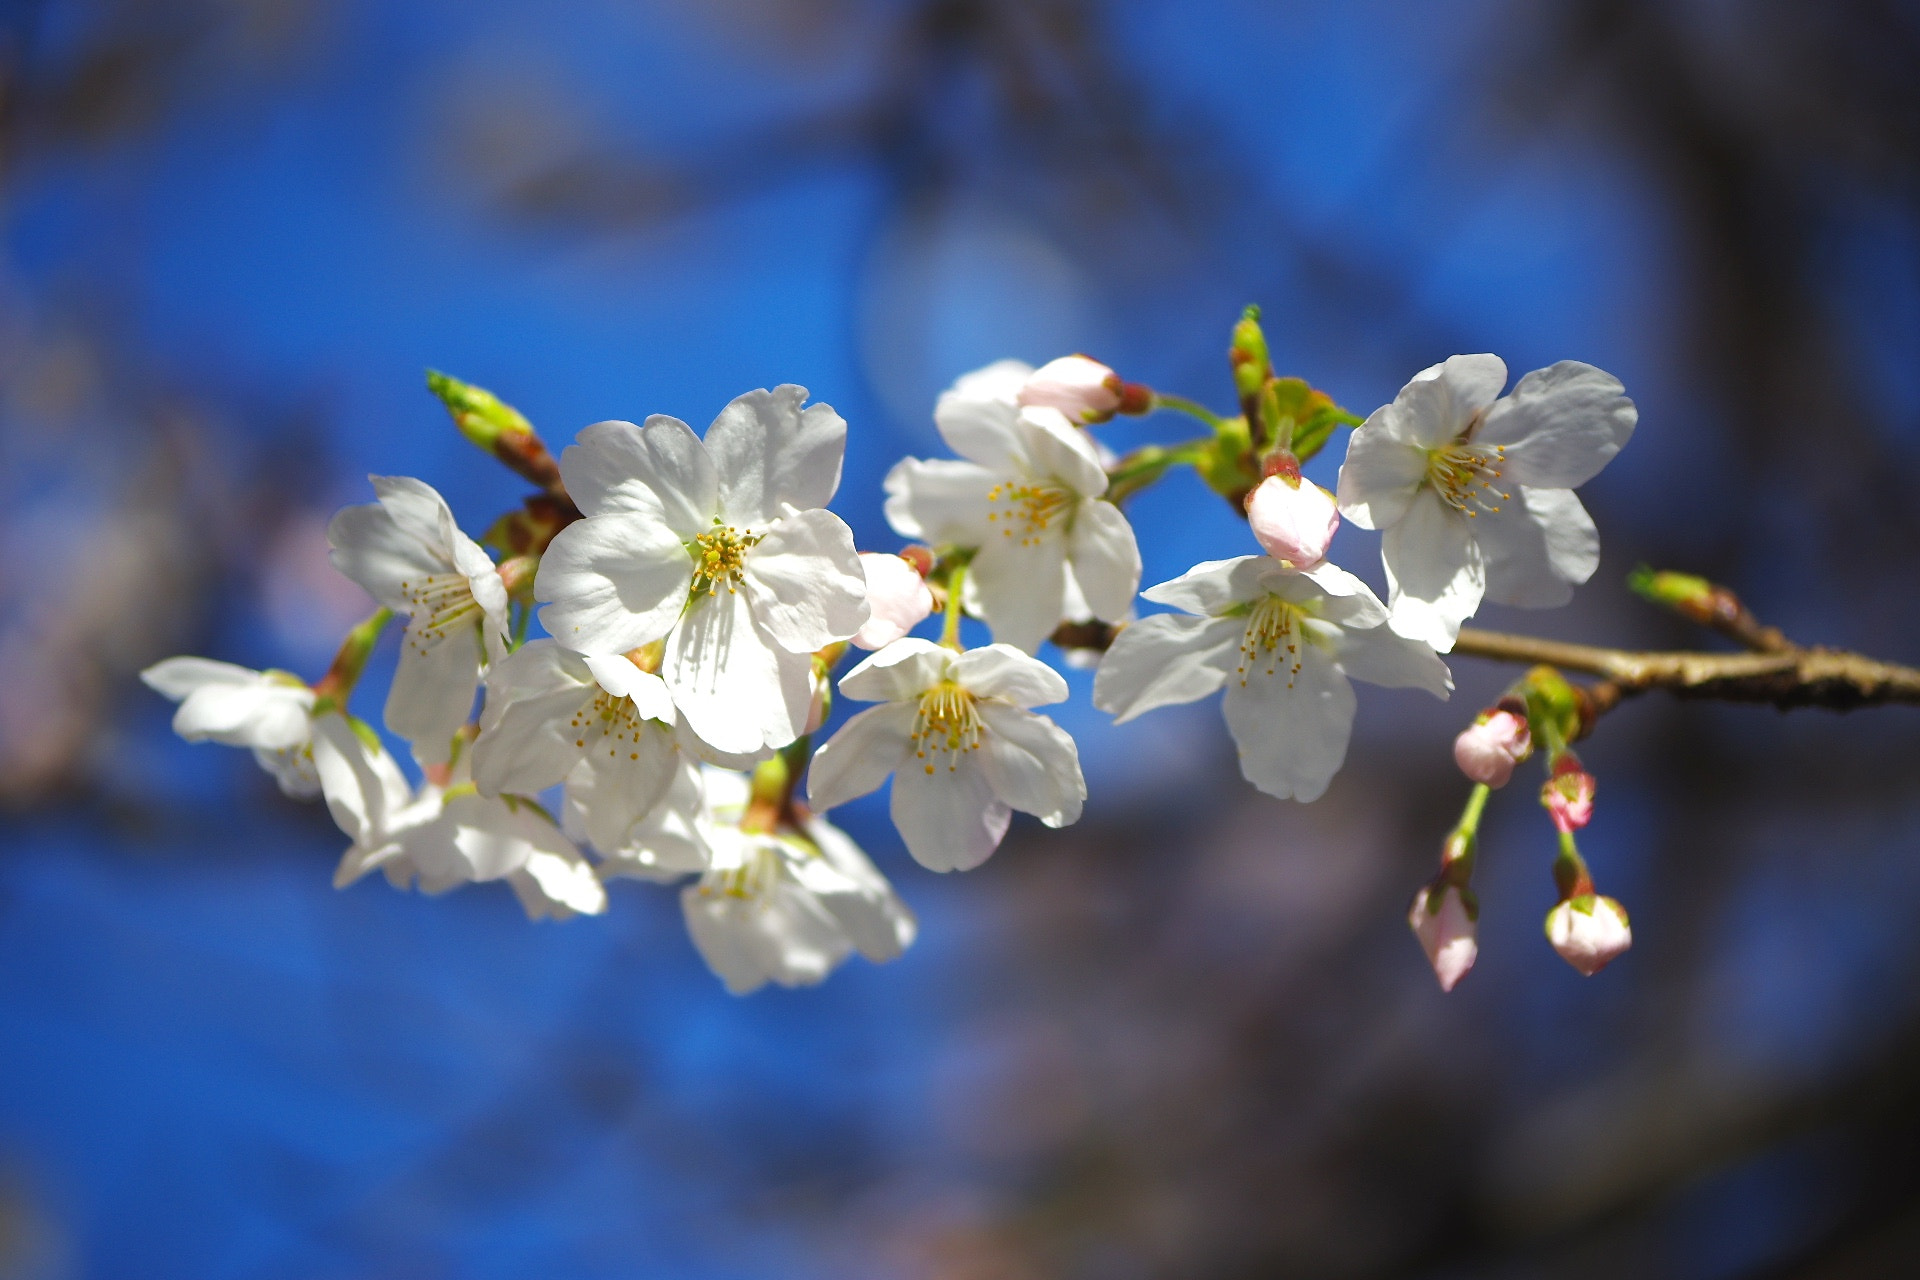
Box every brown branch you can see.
[1451,628,1920,712]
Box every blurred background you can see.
[2,1,1918,1276]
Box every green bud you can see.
[1228,305,1271,404]
[427,370,534,451]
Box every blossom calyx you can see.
[1545,894,1632,976]
[1246,471,1339,569]
[1017,355,1137,425]
[1453,707,1532,788]
[1542,755,1596,833]
[1408,880,1479,992]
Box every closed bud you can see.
[1545,894,1632,976]
[1408,882,1478,992]
[1018,355,1126,424]
[1246,472,1339,568]
[1541,757,1596,833]
[852,551,935,650]
[1453,709,1531,788]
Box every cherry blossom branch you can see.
[1449,628,1920,712]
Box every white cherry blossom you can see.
[328,476,509,762]
[807,639,1085,873]
[1093,556,1452,802]
[570,751,713,882]
[140,656,318,797]
[884,361,1140,653]
[469,639,690,857]
[315,714,604,920]
[681,769,916,994]
[535,387,868,755]
[1336,355,1636,651]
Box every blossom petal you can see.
[682,874,850,995]
[580,652,675,720]
[882,458,996,544]
[852,552,935,650]
[1381,489,1485,653]
[173,680,311,750]
[1221,651,1356,802]
[1475,487,1600,608]
[1065,499,1140,623]
[934,372,1029,472]
[511,849,609,920]
[593,755,712,879]
[705,385,846,525]
[326,501,444,609]
[1278,561,1391,630]
[471,686,590,797]
[311,714,413,848]
[578,725,680,855]
[1381,355,1509,449]
[1336,425,1429,530]
[385,621,482,763]
[838,638,953,704]
[977,703,1084,827]
[1139,556,1267,617]
[801,818,917,962]
[965,529,1069,653]
[1092,613,1240,722]
[141,656,259,699]
[890,751,1012,873]
[1018,407,1109,498]
[560,417,707,531]
[1334,624,1454,697]
[536,513,693,654]
[1475,361,1635,489]
[742,508,868,651]
[665,588,808,754]
[954,644,1068,707]
[806,702,915,813]
[446,792,575,882]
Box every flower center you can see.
[911,680,984,775]
[1425,441,1511,517]
[702,836,792,902]
[689,524,760,595]
[985,481,1074,546]
[1237,595,1308,688]
[568,691,654,763]
[396,571,480,647]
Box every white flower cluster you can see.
[142,347,1633,995]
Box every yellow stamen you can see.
[1425,441,1510,517]
[985,481,1074,547]
[909,680,983,774]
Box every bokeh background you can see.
[2,1,1919,1276]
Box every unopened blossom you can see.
[313,713,605,920]
[1408,881,1478,992]
[328,476,510,762]
[1017,355,1125,425]
[682,769,916,994]
[1545,894,1632,975]
[885,361,1140,653]
[1543,760,1596,832]
[469,639,691,857]
[140,657,318,797]
[808,639,1085,872]
[852,551,934,650]
[535,387,868,755]
[1336,355,1637,651]
[1094,556,1452,802]
[1453,708,1532,788]
[1247,472,1339,568]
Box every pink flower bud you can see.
[1545,894,1632,976]
[1246,474,1339,568]
[1017,355,1125,424]
[1453,709,1531,788]
[1408,882,1478,992]
[1542,764,1596,833]
[852,552,935,650]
